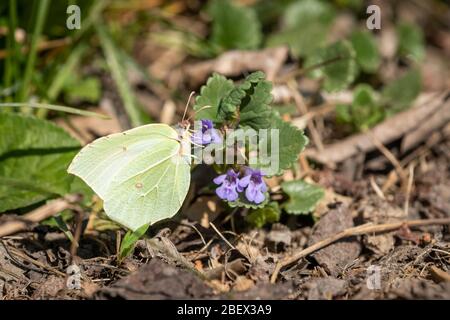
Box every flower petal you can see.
[253,190,265,204]
[213,174,226,185]
[202,131,212,144]
[210,129,222,144]
[238,175,250,191]
[260,181,268,193]
[201,119,213,130]
[245,184,256,202]
[215,185,228,199]
[227,187,239,202]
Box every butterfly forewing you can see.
[68,123,191,230]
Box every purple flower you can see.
[193,119,222,145]
[213,169,242,202]
[238,168,267,204]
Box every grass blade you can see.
[0,102,110,119]
[96,24,144,127]
[72,0,109,41]
[36,43,88,119]
[18,0,51,111]
[47,44,88,101]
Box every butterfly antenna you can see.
[182,91,195,123]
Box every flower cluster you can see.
[213,167,267,204]
[192,119,222,146]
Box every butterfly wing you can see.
[68,123,191,230]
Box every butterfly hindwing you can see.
[104,155,190,229]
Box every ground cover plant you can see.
[0,0,449,301]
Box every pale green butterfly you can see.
[67,100,202,231]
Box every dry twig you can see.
[0,195,80,238]
[270,217,450,283]
[305,92,450,165]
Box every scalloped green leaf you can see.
[397,23,425,62]
[381,68,421,113]
[351,84,384,130]
[250,113,308,176]
[273,115,308,174]
[209,0,262,51]
[281,180,324,215]
[266,0,335,58]
[336,84,384,132]
[283,0,334,29]
[227,191,269,209]
[305,40,357,92]
[194,73,234,121]
[217,71,267,123]
[0,113,80,212]
[350,31,381,73]
[239,77,273,130]
[246,201,280,228]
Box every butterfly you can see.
[68,103,196,231]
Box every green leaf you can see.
[239,77,273,130]
[281,180,324,215]
[63,77,101,103]
[250,113,308,176]
[118,223,149,262]
[350,31,381,73]
[267,23,330,58]
[351,84,384,130]
[246,201,280,228]
[217,71,267,124]
[283,0,334,28]
[0,113,80,212]
[42,212,74,242]
[335,103,352,124]
[194,73,234,121]
[305,40,358,92]
[227,191,269,209]
[272,115,308,174]
[397,23,425,62]
[336,85,384,131]
[267,0,335,58]
[209,0,262,51]
[381,68,421,113]
[273,104,298,116]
